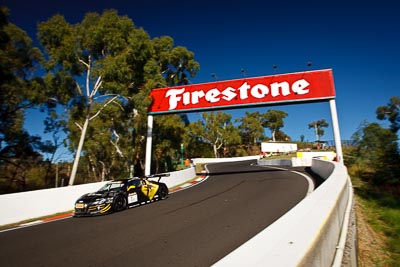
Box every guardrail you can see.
[213,158,356,267]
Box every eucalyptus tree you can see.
[351,122,400,186]
[308,119,329,141]
[0,7,46,192]
[153,36,199,86]
[0,7,44,157]
[274,130,291,142]
[262,109,288,142]
[236,111,264,145]
[189,111,241,158]
[376,96,400,133]
[184,117,214,159]
[37,10,199,184]
[152,114,188,173]
[40,109,68,185]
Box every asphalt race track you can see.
[0,160,316,267]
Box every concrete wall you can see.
[297,151,336,161]
[147,167,196,188]
[258,158,293,166]
[0,182,109,226]
[192,155,260,165]
[258,152,336,167]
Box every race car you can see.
[74,173,169,217]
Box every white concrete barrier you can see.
[192,155,260,165]
[0,181,108,226]
[258,152,335,167]
[258,159,293,166]
[213,159,354,267]
[148,167,196,188]
[291,157,313,166]
[0,167,196,226]
[297,151,336,161]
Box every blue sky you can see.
[2,0,399,156]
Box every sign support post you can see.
[145,115,153,175]
[329,99,344,163]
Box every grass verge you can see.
[352,175,400,266]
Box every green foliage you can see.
[0,7,50,192]
[153,36,199,86]
[188,111,241,158]
[274,130,291,142]
[236,111,264,144]
[346,101,400,267]
[0,6,203,190]
[152,114,187,173]
[262,109,288,141]
[350,122,400,187]
[308,119,329,141]
[35,9,200,184]
[0,7,44,147]
[376,96,400,133]
[348,108,400,264]
[183,120,214,159]
[0,154,45,194]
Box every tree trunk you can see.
[314,124,319,141]
[69,116,89,186]
[213,144,218,158]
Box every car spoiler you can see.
[145,173,170,182]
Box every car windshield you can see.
[97,182,124,193]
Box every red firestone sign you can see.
[148,69,335,114]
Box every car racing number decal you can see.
[75,203,84,209]
[128,193,138,204]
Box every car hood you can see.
[77,192,108,203]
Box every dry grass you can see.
[355,197,392,266]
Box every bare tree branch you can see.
[78,57,90,69]
[110,129,125,158]
[75,81,83,95]
[89,95,120,121]
[90,76,103,98]
[74,122,83,131]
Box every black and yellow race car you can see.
[74,173,169,217]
